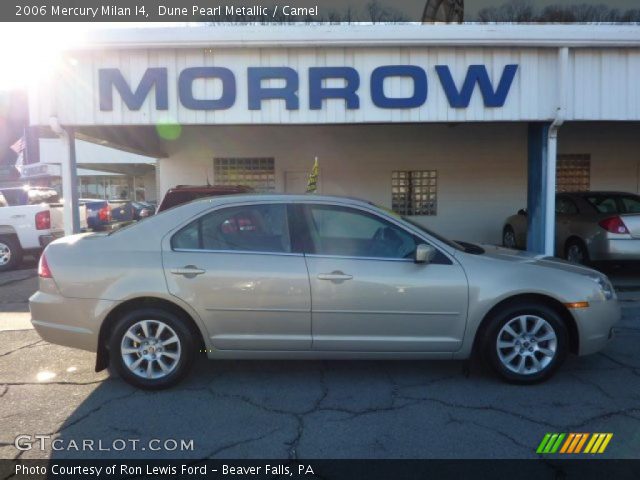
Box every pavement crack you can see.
[0,274,36,288]
[205,427,282,459]
[46,389,138,436]
[568,373,615,400]
[452,416,532,451]
[0,380,105,386]
[0,340,46,358]
[0,385,8,398]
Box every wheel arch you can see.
[471,293,579,357]
[95,296,206,372]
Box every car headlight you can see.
[588,275,615,301]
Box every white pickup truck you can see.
[0,186,85,271]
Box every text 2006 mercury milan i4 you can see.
[29,195,620,389]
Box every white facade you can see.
[29,25,640,243]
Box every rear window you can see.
[0,188,59,206]
[585,194,640,214]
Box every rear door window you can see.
[172,203,291,254]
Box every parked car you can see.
[0,186,65,271]
[131,201,156,220]
[80,199,135,232]
[503,191,640,265]
[31,195,619,389]
[156,184,252,212]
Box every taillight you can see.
[98,205,111,222]
[599,216,629,234]
[38,253,52,278]
[35,211,51,230]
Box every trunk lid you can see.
[620,214,640,238]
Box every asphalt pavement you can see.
[1,260,639,460]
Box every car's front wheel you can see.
[483,303,568,384]
[109,308,196,389]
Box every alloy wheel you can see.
[503,229,516,249]
[0,242,11,266]
[496,315,557,375]
[120,320,182,379]
[566,244,585,264]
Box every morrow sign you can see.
[99,64,519,112]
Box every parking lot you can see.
[1,260,640,460]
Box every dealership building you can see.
[28,25,640,253]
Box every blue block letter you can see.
[99,68,168,111]
[371,65,427,109]
[309,67,360,110]
[248,67,299,110]
[179,67,236,110]
[436,64,518,108]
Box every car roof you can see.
[168,185,251,192]
[561,191,638,197]
[193,193,373,206]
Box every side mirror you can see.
[415,244,437,264]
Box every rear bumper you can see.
[590,238,640,261]
[29,291,114,352]
[572,299,621,356]
[38,230,64,248]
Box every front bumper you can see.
[572,299,621,356]
[29,291,114,352]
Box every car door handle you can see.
[317,271,353,282]
[170,266,206,277]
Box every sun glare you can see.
[0,23,89,91]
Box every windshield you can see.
[400,216,467,252]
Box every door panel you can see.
[300,203,468,352]
[164,251,311,350]
[163,203,311,351]
[306,256,468,352]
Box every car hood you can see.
[472,244,598,277]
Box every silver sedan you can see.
[503,191,640,265]
[30,195,620,389]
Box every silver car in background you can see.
[503,191,640,265]
[30,195,619,389]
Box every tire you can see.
[502,226,518,250]
[108,307,197,390]
[482,302,568,384]
[0,236,22,272]
[565,239,590,266]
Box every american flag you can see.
[9,136,25,155]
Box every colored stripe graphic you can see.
[538,433,613,454]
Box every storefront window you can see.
[557,154,590,192]
[214,157,275,192]
[391,170,438,216]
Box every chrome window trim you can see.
[304,253,414,263]
[165,198,459,264]
[173,248,303,257]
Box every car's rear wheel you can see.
[483,303,568,384]
[565,239,590,265]
[109,308,196,389]
[0,236,22,272]
[502,226,518,250]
